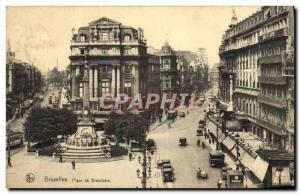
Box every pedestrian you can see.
[209,138,211,144]
[129,152,132,161]
[217,179,222,188]
[197,139,200,146]
[59,155,63,163]
[72,160,75,170]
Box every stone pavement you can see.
[6,146,164,188]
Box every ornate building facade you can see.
[159,42,179,97]
[69,17,160,125]
[70,17,148,119]
[218,6,294,151]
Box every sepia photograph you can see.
[5,5,295,189]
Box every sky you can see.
[6,6,260,73]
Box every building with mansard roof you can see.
[68,17,160,127]
[218,6,294,152]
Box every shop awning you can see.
[250,156,269,182]
[222,137,236,150]
[240,151,256,171]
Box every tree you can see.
[24,107,77,145]
[104,112,150,145]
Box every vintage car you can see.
[167,110,178,120]
[157,159,171,168]
[162,168,175,182]
[197,169,208,179]
[197,128,204,136]
[179,138,187,146]
[209,151,225,167]
[198,120,206,128]
[162,163,173,170]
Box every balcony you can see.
[71,40,143,47]
[258,94,287,109]
[123,73,133,80]
[258,55,282,65]
[256,117,287,136]
[258,76,286,85]
[258,28,288,43]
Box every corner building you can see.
[218,6,294,151]
[69,17,153,125]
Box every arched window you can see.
[80,34,86,42]
[124,34,131,42]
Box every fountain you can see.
[60,110,111,162]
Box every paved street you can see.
[40,85,60,108]
[148,96,224,188]
[6,145,164,188]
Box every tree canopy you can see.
[104,111,150,144]
[24,107,77,143]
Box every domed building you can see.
[159,41,179,97]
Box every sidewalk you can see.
[149,114,168,131]
[199,135,256,188]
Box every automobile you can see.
[147,139,156,148]
[197,128,204,136]
[222,167,233,180]
[167,110,178,120]
[209,151,225,167]
[198,120,206,128]
[197,170,208,179]
[157,159,171,168]
[179,138,187,146]
[162,168,175,182]
[179,112,186,117]
[162,163,173,169]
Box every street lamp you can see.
[215,109,222,150]
[234,133,241,170]
[136,135,152,189]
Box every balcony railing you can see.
[258,76,286,85]
[256,117,287,136]
[71,40,142,46]
[258,94,287,109]
[258,28,288,42]
[258,55,282,65]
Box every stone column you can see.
[83,64,90,110]
[94,67,98,97]
[116,65,120,97]
[71,69,76,99]
[228,74,234,111]
[134,65,139,96]
[89,68,93,98]
[111,65,115,96]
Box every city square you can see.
[6,6,295,189]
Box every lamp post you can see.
[234,132,240,170]
[215,109,222,150]
[136,135,152,189]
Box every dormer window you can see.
[101,32,109,41]
[80,34,86,42]
[124,34,131,42]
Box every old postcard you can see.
[6,6,295,189]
